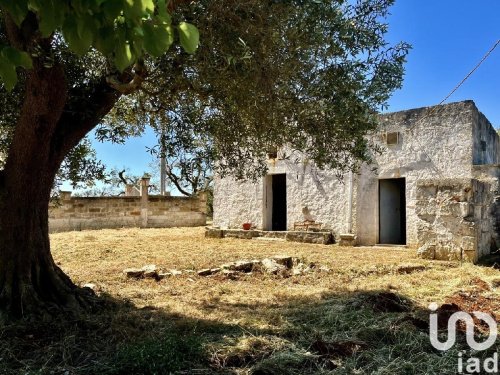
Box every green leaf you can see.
[101,0,124,20]
[1,47,32,69]
[95,26,116,55]
[178,22,199,54]
[143,22,174,57]
[124,0,153,19]
[2,1,28,25]
[156,0,171,24]
[115,41,134,71]
[0,59,18,91]
[62,19,91,55]
[142,0,154,14]
[38,0,66,37]
[76,14,98,46]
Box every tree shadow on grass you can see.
[0,288,497,375]
[0,293,228,375]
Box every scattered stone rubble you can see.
[123,264,185,280]
[123,255,330,281]
[195,255,331,278]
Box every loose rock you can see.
[198,268,214,276]
[272,255,293,268]
[222,270,239,279]
[261,258,286,274]
[83,283,97,291]
[142,264,158,278]
[124,268,145,278]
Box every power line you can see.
[408,39,500,132]
[399,39,500,177]
[437,39,500,107]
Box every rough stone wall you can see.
[473,165,500,249]
[49,192,207,232]
[415,179,493,262]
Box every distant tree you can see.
[149,113,213,197]
[0,0,408,320]
[72,167,159,197]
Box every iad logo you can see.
[429,302,497,351]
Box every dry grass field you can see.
[2,227,500,374]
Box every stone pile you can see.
[123,256,331,281]
[196,255,330,278]
[123,264,184,280]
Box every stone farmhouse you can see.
[213,100,500,262]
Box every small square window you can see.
[267,146,278,159]
[386,132,399,145]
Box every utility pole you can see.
[159,120,167,196]
[160,152,166,195]
[152,114,167,196]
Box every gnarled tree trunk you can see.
[0,62,85,320]
[0,38,119,321]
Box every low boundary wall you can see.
[49,179,207,232]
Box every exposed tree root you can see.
[0,259,100,323]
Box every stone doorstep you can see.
[339,233,356,247]
[204,227,334,245]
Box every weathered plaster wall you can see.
[49,192,207,232]
[214,160,350,236]
[213,176,264,229]
[357,101,476,247]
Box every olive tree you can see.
[0,0,408,320]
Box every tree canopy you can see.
[101,0,409,180]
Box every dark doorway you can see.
[272,174,287,231]
[379,178,406,244]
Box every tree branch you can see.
[106,60,148,95]
[50,78,121,170]
[165,164,192,196]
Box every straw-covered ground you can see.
[2,227,500,374]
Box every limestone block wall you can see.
[415,179,493,262]
[473,164,500,249]
[49,191,207,232]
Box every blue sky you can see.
[384,0,499,123]
[69,1,500,191]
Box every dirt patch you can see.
[396,264,427,274]
[469,277,491,291]
[310,339,367,370]
[445,292,499,328]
